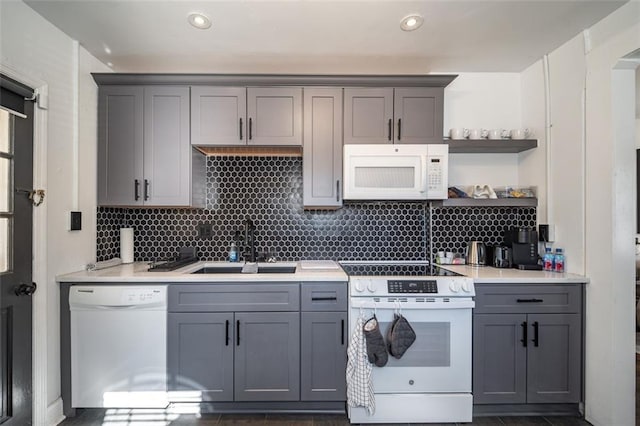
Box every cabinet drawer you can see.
[169,283,300,312]
[474,284,582,314]
[301,282,347,312]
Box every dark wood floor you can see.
[59,409,592,426]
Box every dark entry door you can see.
[0,84,35,425]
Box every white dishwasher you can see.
[70,285,168,408]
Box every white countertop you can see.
[57,260,348,283]
[440,265,589,284]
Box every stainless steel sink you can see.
[191,264,297,274]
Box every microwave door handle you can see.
[420,157,428,194]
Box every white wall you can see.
[0,1,109,423]
[443,73,522,188]
[520,2,640,424]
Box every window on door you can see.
[0,109,12,273]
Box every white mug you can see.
[469,129,488,139]
[510,128,530,140]
[449,128,469,140]
[488,129,504,140]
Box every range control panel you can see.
[388,280,438,294]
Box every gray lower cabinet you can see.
[167,284,300,403]
[473,284,583,407]
[343,87,444,144]
[302,88,343,208]
[300,282,348,401]
[98,85,205,207]
[234,312,300,401]
[168,312,234,401]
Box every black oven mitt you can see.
[386,313,416,359]
[363,315,388,367]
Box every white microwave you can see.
[343,144,448,200]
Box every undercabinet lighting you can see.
[400,14,424,31]
[188,12,212,30]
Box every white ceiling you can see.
[24,0,628,73]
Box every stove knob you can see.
[354,281,365,293]
[448,280,460,293]
[366,280,376,293]
[462,280,472,293]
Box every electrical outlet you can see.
[538,224,555,242]
[197,223,213,239]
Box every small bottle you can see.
[228,242,238,263]
[543,247,554,271]
[554,248,565,273]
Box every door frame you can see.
[0,64,50,425]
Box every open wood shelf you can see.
[434,198,538,207]
[446,139,537,154]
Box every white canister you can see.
[120,227,134,264]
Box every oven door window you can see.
[351,307,471,393]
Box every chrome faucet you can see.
[243,218,257,263]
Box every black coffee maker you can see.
[503,227,542,270]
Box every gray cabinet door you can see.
[394,88,443,144]
[143,86,191,205]
[247,87,302,146]
[191,87,246,146]
[526,313,582,403]
[343,88,393,144]
[234,312,300,401]
[168,312,234,401]
[303,88,343,208]
[97,86,144,206]
[473,313,527,404]
[300,312,347,401]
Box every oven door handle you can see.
[350,300,475,310]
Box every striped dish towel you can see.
[346,314,375,415]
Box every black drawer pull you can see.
[236,320,240,346]
[341,319,345,345]
[225,320,230,346]
[239,118,243,140]
[532,321,539,347]
[249,118,253,140]
[387,118,392,141]
[521,321,527,347]
[397,118,402,141]
[516,298,544,303]
[311,297,337,301]
[134,179,140,201]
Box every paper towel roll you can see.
[120,228,134,264]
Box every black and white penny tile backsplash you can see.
[97,156,536,263]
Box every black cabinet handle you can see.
[249,118,253,140]
[236,320,240,346]
[311,297,338,301]
[336,180,340,202]
[239,118,243,140]
[397,119,402,141]
[225,320,230,346]
[388,119,392,141]
[14,282,37,297]
[521,321,527,347]
[532,321,539,347]
[134,179,140,201]
[517,298,544,303]
[341,319,345,345]
[144,179,149,201]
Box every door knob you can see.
[14,282,37,296]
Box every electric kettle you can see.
[465,241,487,266]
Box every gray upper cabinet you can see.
[247,87,302,146]
[303,88,343,208]
[191,87,247,146]
[344,87,444,144]
[473,284,583,407]
[98,85,204,207]
[98,86,144,206]
[343,88,393,144]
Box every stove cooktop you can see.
[338,261,461,277]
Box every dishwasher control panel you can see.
[122,288,163,303]
[69,285,167,309]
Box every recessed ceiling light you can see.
[107,62,113,67]
[104,46,111,55]
[400,14,423,31]
[188,12,211,30]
